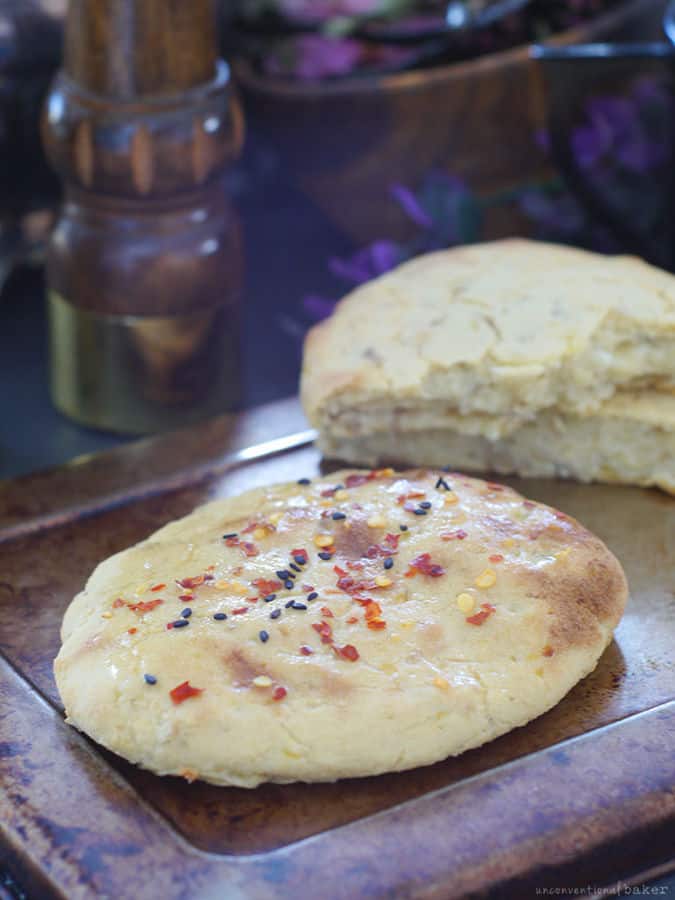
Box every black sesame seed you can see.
[284,579,294,590]
[400,524,408,531]
[318,551,333,561]
[181,607,192,618]
[213,612,227,620]
[384,557,394,570]
[332,511,347,520]
[285,600,295,608]
[291,602,308,611]
[270,609,281,620]
[307,591,319,601]
[222,532,238,539]
[276,569,291,580]
[293,554,307,566]
[419,501,432,509]
[144,674,157,685]
[263,593,277,603]
[289,563,301,573]
[259,630,269,643]
[297,478,311,485]
[435,476,451,491]
[172,619,189,628]
[413,508,427,516]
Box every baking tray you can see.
[1,396,674,899]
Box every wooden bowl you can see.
[234,0,666,243]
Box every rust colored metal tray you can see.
[1,397,674,899]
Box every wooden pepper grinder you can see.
[42,0,244,434]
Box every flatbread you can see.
[301,239,675,492]
[55,468,627,787]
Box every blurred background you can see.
[0,0,672,477]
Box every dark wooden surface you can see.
[1,396,674,898]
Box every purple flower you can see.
[390,183,433,228]
[329,239,402,285]
[571,91,669,176]
[303,294,338,321]
[265,35,362,80]
[263,33,414,80]
[278,0,381,22]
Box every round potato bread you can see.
[54,468,627,787]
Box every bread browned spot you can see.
[531,549,627,653]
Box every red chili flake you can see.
[466,603,496,626]
[246,597,258,604]
[405,553,445,578]
[232,607,249,616]
[441,529,467,541]
[252,578,282,596]
[128,598,163,613]
[522,500,536,509]
[150,583,166,592]
[333,564,347,577]
[291,548,308,563]
[346,616,359,624]
[178,594,193,602]
[397,489,426,505]
[273,686,287,701]
[320,606,334,618]
[338,576,376,594]
[300,645,313,656]
[312,621,334,644]
[489,554,504,564]
[128,628,137,635]
[364,600,382,621]
[170,681,204,704]
[225,537,239,547]
[241,542,258,557]
[302,584,315,592]
[486,482,505,492]
[554,511,569,521]
[367,619,386,630]
[177,575,205,589]
[336,575,355,592]
[112,598,125,608]
[333,644,359,661]
[242,521,259,534]
[345,473,371,488]
[542,645,555,657]
[384,533,400,550]
[365,543,396,560]
[166,622,174,630]
[346,561,365,570]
